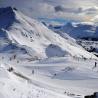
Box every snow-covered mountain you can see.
[0,7,97,59]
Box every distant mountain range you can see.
[48,22,98,40]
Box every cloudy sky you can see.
[0,0,98,22]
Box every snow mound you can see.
[46,44,67,57]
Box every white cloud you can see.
[91,15,98,22]
[0,0,98,22]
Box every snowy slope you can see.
[0,56,98,97]
[0,7,97,59]
[0,63,71,98]
[48,22,98,56]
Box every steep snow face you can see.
[48,24,76,43]
[0,7,97,59]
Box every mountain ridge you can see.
[0,7,97,59]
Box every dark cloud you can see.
[54,5,83,14]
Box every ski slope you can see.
[0,64,71,98]
[0,56,98,98]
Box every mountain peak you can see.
[0,7,17,29]
[0,6,15,14]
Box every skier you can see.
[8,67,14,72]
[13,55,16,59]
[95,62,97,67]
[92,62,97,69]
[32,70,34,74]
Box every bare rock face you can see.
[85,92,98,98]
[0,7,16,29]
